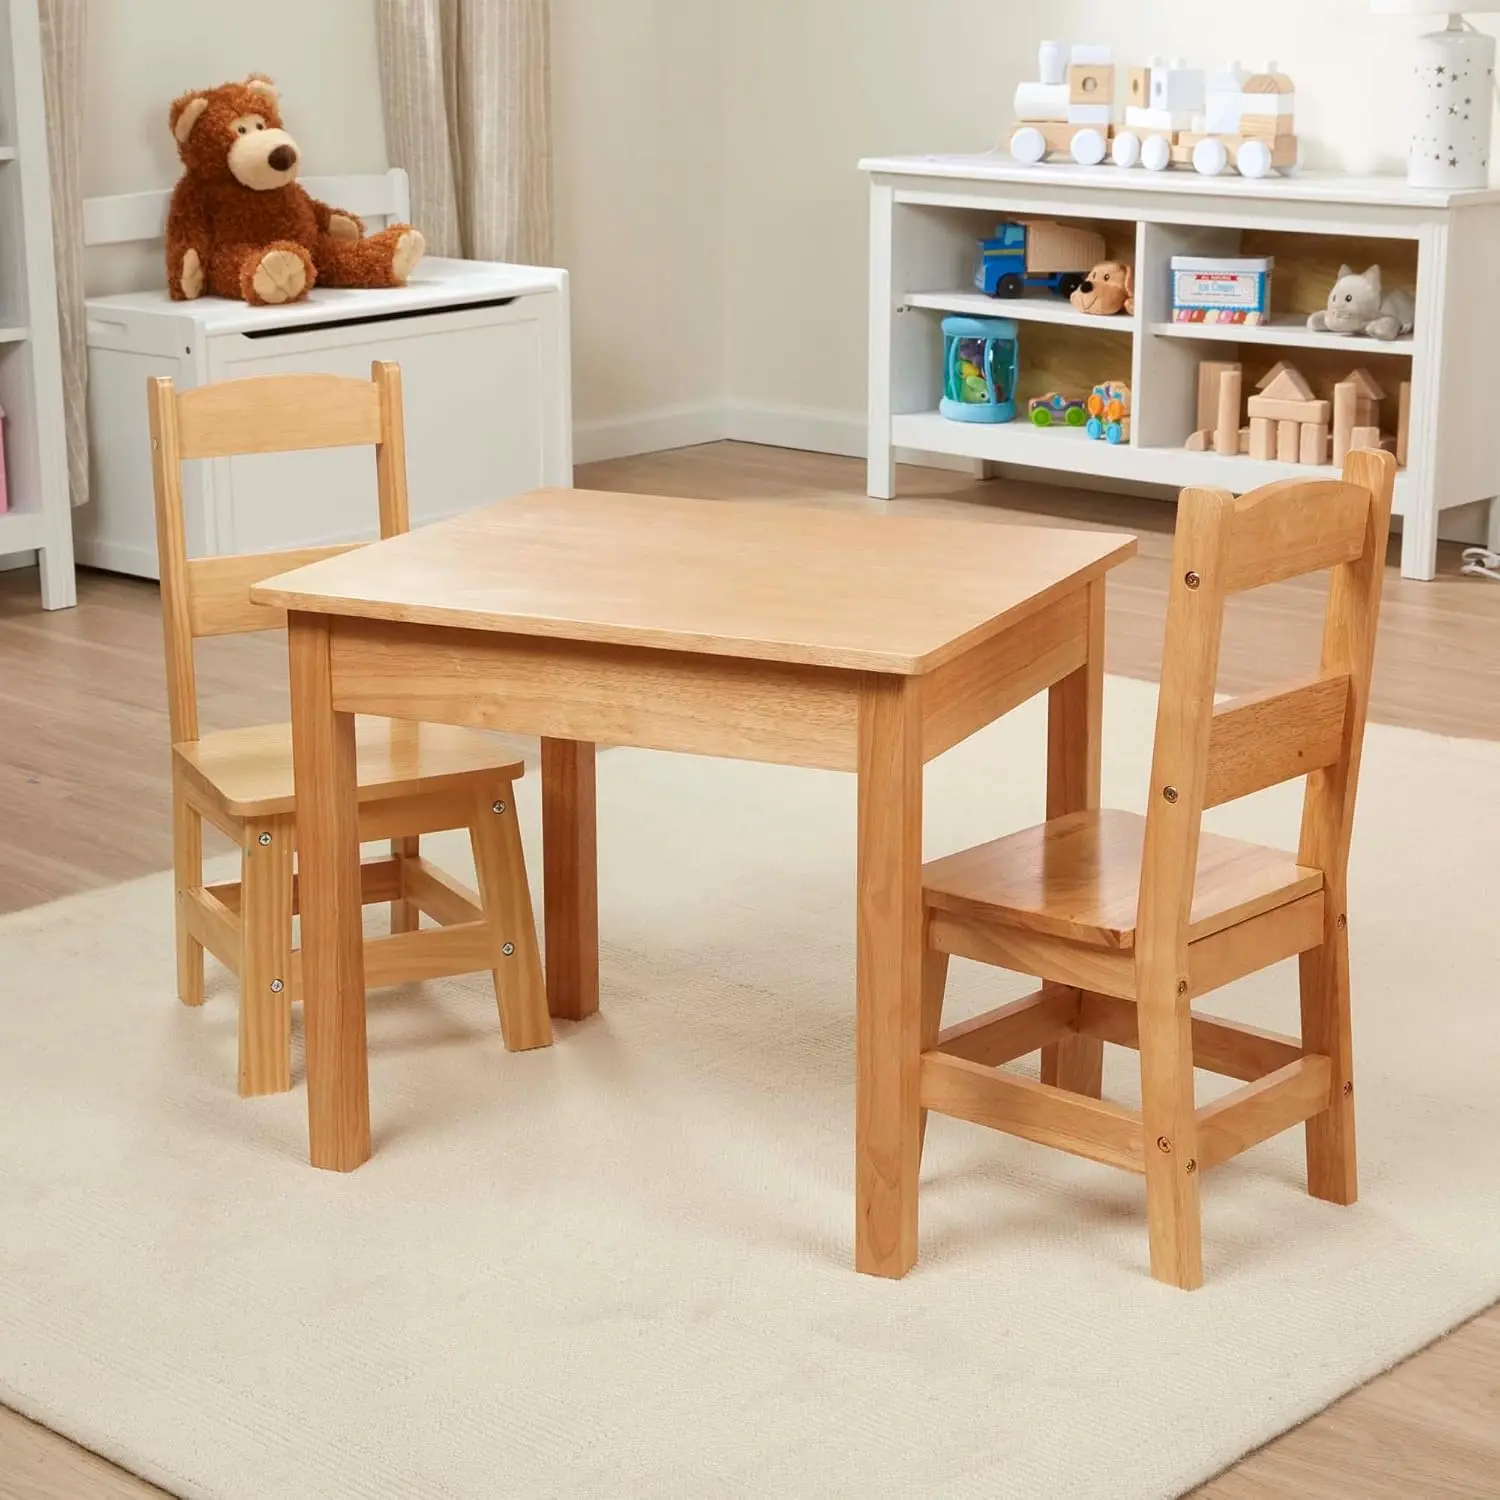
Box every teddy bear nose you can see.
[268,144,297,171]
[1080,279,1094,293]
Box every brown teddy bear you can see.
[1069,261,1134,318]
[165,74,425,306]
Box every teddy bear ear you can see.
[1336,264,1354,282]
[1362,265,1382,291]
[171,95,208,144]
[244,74,279,104]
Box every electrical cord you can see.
[1461,547,1500,581]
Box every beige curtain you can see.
[375,0,552,266]
[37,0,87,507]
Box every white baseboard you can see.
[722,402,866,458]
[572,404,725,466]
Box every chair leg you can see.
[1300,925,1358,1205]
[238,816,294,1096]
[391,835,421,934]
[1137,983,1203,1290]
[469,782,551,1052]
[1039,984,1104,1097]
[172,771,205,1008]
[917,946,949,1159]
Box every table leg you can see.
[288,613,370,1171]
[855,675,923,1278]
[540,737,599,1021]
[1040,581,1107,1098]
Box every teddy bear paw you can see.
[251,248,309,305]
[180,248,204,300]
[392,229,426,282]
[328,214,361,242]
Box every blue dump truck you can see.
[974,219,1104,299]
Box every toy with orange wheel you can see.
[1084,380,1131,444]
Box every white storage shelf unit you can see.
[76,171,571,577]
[862,155,1500,580]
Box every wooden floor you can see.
[2,442,1498,1498]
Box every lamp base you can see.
[1407,23,1495,191]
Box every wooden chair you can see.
[149,363,551,1097]
[919,449,1397,1289]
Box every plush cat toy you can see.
[165,74,425,306]
[1307,265,1414,342]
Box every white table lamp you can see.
[1373,2,1500,188]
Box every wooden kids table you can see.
[253,488,1136,1278]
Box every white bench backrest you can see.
[83,168,411,247]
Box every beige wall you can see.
[551,0,724,441]
[723,0,1494,431]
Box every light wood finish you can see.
[541,738,600,1023]
[920,1052,1145,1173]
[1276,419,1300,464]
[1396,379,1412,469]
[185,545,360,638]
[402,857,484,927]
[147,364,549,1097]
[468,784,551,1052]
[326,619,861,771]
[174,372,382,459]
[1222,478,1370,593]
[1247,397,1332,425]
[925,810,1322,951]
[1213,367,1242,456]
[1196,1056,1334,1172]
[251,488,1135,674]
[1038,579,1105,1097]
[174,718,529,820]
[1332,379,1358,467]
[1198,360,1241,434]
[1248,416,1275,462]
[1203,675,1348,809]
[2,439,1494,1498]
[919,453,1398,1289]
[258,486,1132,1277]
[1300,423,1329,468]
[936,988,1079,1067]
[1077,990,1304,1082]
[854,675,924,1278]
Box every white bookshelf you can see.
[0,0,74,607]
[862,152,1500,582]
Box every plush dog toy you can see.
[1070,261,1134,317]
[1307,265,1414,341]
[165,75,425,305]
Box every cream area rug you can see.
[2,677,1497,1500]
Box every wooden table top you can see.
[253,489,1136,674]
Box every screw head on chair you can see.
[258,831,272,846]
[1185,1159,1197,1174]
[1156,1135,1172,1154]
[1184,570,1201,589]
[270,978,284,994]
[1336,913,1347,931]
[1162,785,1179,804]
[492,800,507,815]
[501,942,515,956]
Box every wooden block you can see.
[1198,360,1240,434]
[1214,367,1242,456]
[1397,380,1411,468]
[1351,425,1383,453]
[1069,63,1114,104]
[1127,66,1149,109]
[1355,398,1376,429]
[1276,419,1300,463]
[1185,428,1210,452]
[1248,416,1275,461]
[1246,396,1331,424]
[1332,379,1358,466]
[1238,426,1250,455]
[1240,113,1295,137]
[1257,365,1316,401]
[1300,422,1329,467]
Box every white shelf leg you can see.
[867,183,896,500]
[38,538,76,609]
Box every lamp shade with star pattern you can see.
[1372,5,1500,189]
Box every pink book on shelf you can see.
[0,404,7,513]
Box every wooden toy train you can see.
[1010,44,1297,179]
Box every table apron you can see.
[320,586,1093,774]
[326,617,864,770]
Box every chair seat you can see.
[174,717,524,819]
[923,809,1322,951]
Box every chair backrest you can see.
[1135,447,1397,964]
[147,363,410,744]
